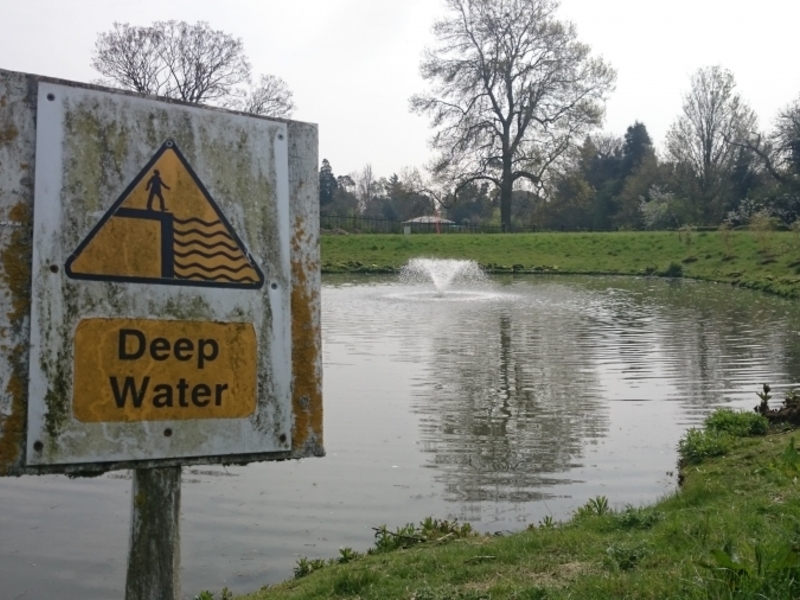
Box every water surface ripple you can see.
[2,274,799,599]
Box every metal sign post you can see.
[0,68,323,599]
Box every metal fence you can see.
[321,214,541,234]
[320,214,621,234]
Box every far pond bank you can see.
[322,230,800,299]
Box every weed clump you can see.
[755,384,800,426]
[611,505,665,530]
[701,542,800,598]
[678,427,732,465]
[293,518,475,579]
[704,408,768,437]
[660,261,683,277]
[605,540,650,571]
[194,588,232,600]
[679,405,770,466]
[573,495,610,520]
[373,517,474,552]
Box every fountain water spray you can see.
[400,258,487,295]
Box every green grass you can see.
[218,411,800,600]
[321,230,800,298]
[678,411,770,466]
[210,231,800,599]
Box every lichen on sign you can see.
[291,218,323,456]
[0,68,322,475]
[0,69,36,475]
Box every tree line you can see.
[321,63,800,232]
[90,8,800,232]
[321,0,800,232]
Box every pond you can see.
[2,273,800,599]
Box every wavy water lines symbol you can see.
[172,216,259,284]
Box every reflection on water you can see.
[2,274,800,599]
[414,294,609,506]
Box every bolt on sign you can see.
[0,69,323,475]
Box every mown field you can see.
[321,229,800,298]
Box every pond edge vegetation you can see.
[195,388,800,600]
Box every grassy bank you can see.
[217,409,800,600]
[322,230,800,298]
[213,231,800,599]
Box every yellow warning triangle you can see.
[66,140,264,289]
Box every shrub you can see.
[678,427,732,465]
[718,222,734,257]
[704,408,768,437]
[750,210,778,255]
[660,261,683,277]
[613,505,665,530]
[605,541,650,571]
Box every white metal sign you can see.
[27,82,292,466]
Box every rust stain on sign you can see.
[0,125,18,145]
[73,318,257,422]
[291,216,323,454]
[0,201,32,474]
[2,202,31,322]
[0,346,27,474]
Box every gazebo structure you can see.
[402,215,456,233]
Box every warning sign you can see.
[73,318,258,422]
[65,140,265,289]
[19,80,313,471]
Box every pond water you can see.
[3,274,800,599]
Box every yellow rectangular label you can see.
[73,318,257,422]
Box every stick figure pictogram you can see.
[146,169,170,212]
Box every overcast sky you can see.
[2,0,799,180]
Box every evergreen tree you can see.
[621,122,654,177]
[319,159,338,207]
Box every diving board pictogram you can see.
[65,140,265,289]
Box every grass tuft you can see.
[678,427,732,465]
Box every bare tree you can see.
[774,97,800,177]
[410,0,615,230]
[723,96,800,188]
[665,66,757,221]
[93,21,251,104]
[91,23,165,95]
[355,164,376,213]
[228,74,295,118]
[591,134,623,160]
[92,21,296,117]
[400,167,461,212]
